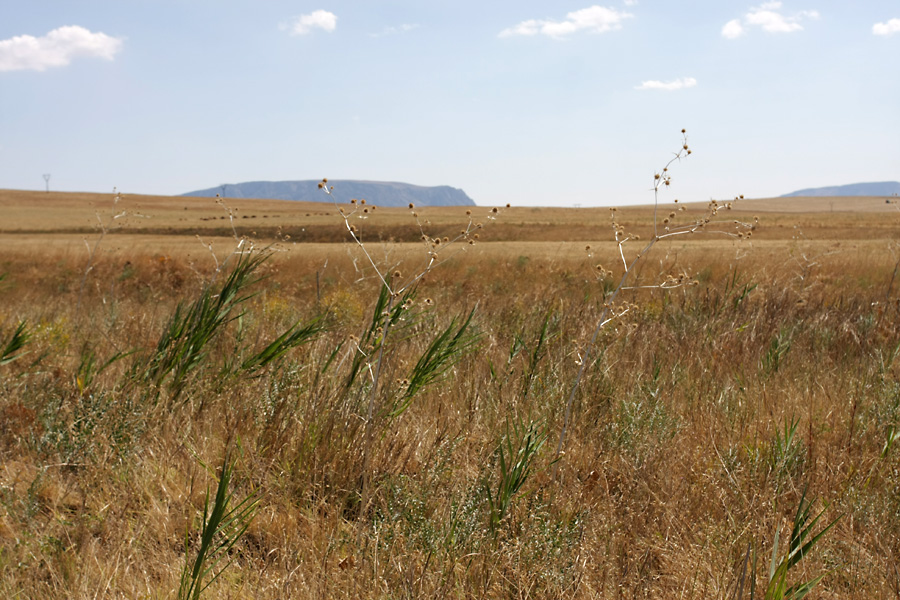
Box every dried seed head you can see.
[465,209,472,215]
[360,199,366,205]
[492,207,498,213]
[350,198,357,204]
[408,203,415,209]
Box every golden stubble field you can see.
[2,188,900,598]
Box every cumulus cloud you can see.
[873,18,900,36]
[635,77,697,91]
[0,25,123,72]
[722,19,745,39]
[499,5,633,39]
[370,23,419,38]
[286,10,337,35]
[722,2,818,39]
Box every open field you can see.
[2,189,900,598]
[3,188,899,243]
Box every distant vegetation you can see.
[183,180,477,207]
[782,180,900,197]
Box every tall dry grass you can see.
[2,222,899,597]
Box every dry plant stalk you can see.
[318,179,501,519]
[554,130,755,469]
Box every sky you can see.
[1,1,898,207]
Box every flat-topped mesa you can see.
[781,181,900,197]
[183,180,476,207]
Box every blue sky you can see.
[1,1,898,206]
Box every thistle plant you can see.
[554,130,756,470]
[318,179,494,518]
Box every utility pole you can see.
[43,173,51,192]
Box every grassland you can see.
[1,188,900,598]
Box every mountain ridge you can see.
[183,180,476,207]
[781,181,900,197]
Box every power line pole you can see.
[43,173,51,192]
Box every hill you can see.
[183,180,476,207]
[781,181,900,197]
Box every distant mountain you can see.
[183,180,476,207]
[782,181,900,197]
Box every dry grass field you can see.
[2,186,900,598]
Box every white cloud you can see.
[0,25,122,72]
[370,23,419,38]
[287,10,337,35]
[635,77,697,91]
[873,18,900,36]
[499,5,633,39]
[722,19,745,39]
[722,2,818,39]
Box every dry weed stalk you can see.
[318,179,499,520]
[75,188,144,315]
[554,130,754,469]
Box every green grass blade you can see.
[0,320,29,366]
